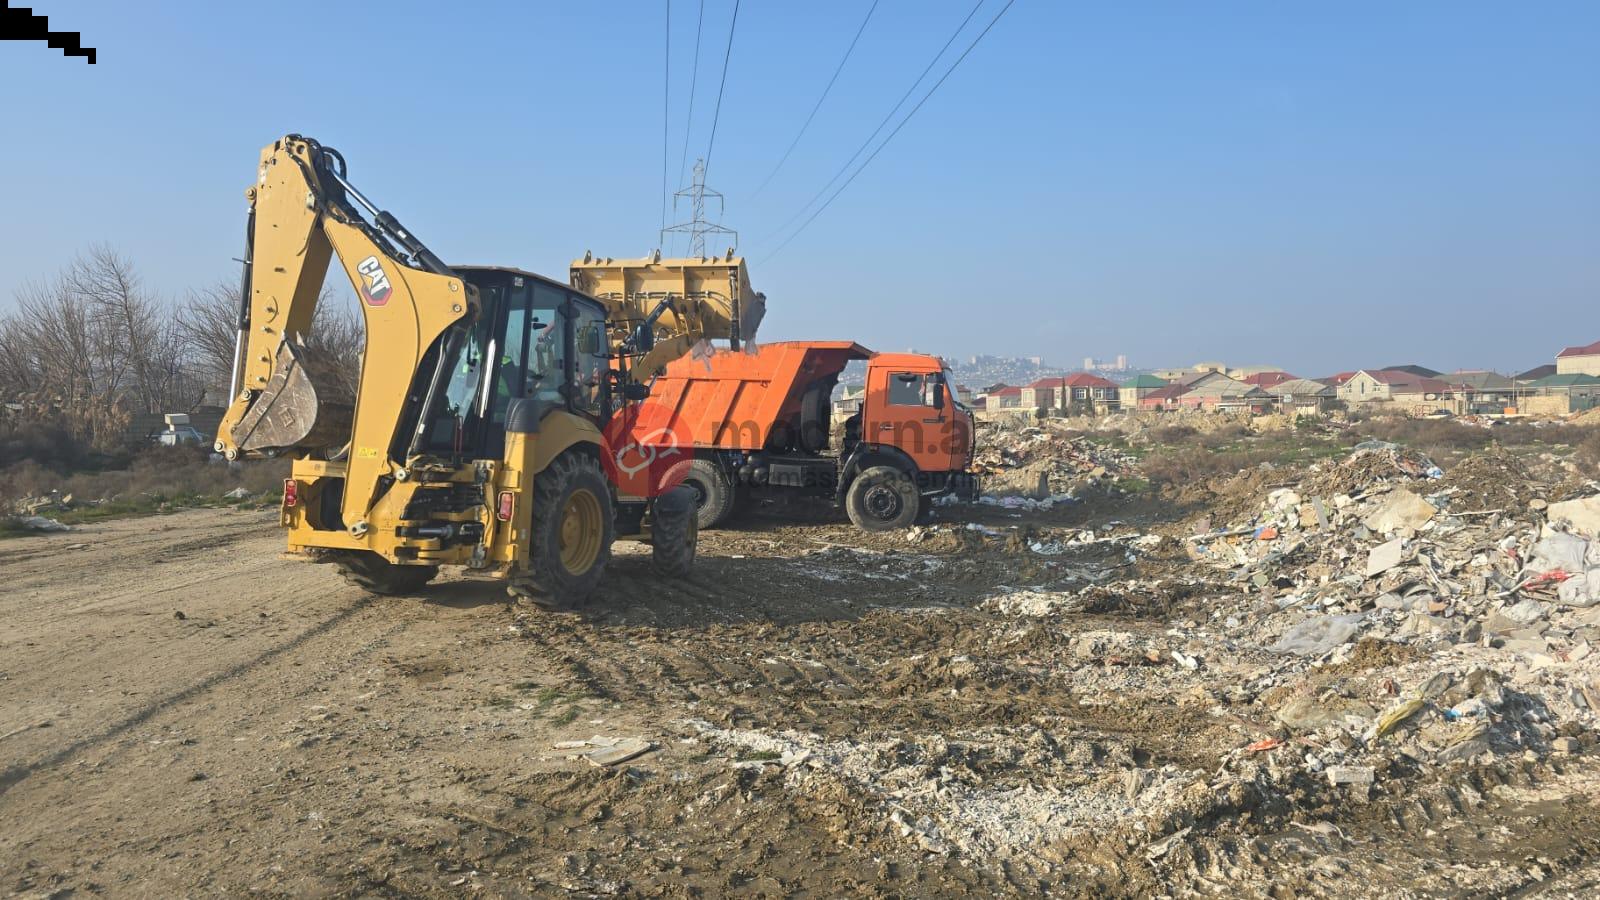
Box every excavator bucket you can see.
[230,340,351,453]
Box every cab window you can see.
[888,372,941,406]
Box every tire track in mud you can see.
[0,591,378,797]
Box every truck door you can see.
[864,366,951,473]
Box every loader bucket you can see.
[230,340,352,452]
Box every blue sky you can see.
[1,1,1596,375]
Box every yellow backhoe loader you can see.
[216,134,757,609]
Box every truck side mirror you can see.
[934,386,946,410]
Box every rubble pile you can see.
[1166,443,1600,789]
[971,419,1138,497]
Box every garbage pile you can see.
[972,420,1138,497]
[1172,443,1600,783]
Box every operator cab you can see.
[409,267,610,461]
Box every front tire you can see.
[330,550,438,595]
[508,450,614,610]
[845,465,920,532]
[650,485,698,578]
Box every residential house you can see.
[1388,378,1459,414]
[1557,340,1600,377]
[1380,364,1443,378]
[1271,378,1337,412]
[1447,371,1531,415]
[1524,373,1600,415]
[1517,364,1557,382]
[1138,384,1191,411]
[1340,369,1460,413]
[1321,372,1358,388]
[1020,376,1066,411]
[1240,371,1296,390]
[1118,374,1169,409]
[984,385,1023,411]
[1175,372,1271,412]
[954,384,974,406]
[832,385,865,417]
[1061,372,1120,412]
[1228,365,1287,380]
[1338,369,1428,405]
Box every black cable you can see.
[661,0,672,235]
[764,0,1015,261]
[757,0,986,247]
[702,0,741,179]
[675,0,707,198]
[749,0,879,200]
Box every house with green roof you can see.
[1118,373,1169,409]
[1525,373,1600,415]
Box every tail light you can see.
[283,478,299,507]
[496,490,514,522]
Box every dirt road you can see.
[4,503,1600,896]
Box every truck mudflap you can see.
[950,471,980,502]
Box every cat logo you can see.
[356,256,392,306]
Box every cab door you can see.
[863,365,950,473]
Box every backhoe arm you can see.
[217,135,472,528]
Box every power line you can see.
[748,0,880,200]
[757,0,987,247]
[764,0,1015,261]
[702,0,741,179]
[675,0,707,198]
[660,0,672,234]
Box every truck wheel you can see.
[330,550,438,595]
[665,458,735,529]
[845,466,920,532]
[650,485,698,577]
[507,451,614,610]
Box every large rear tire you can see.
[507,451,614,611]
[845,465,920,532]
[330,550,438,595]
[665,457,735,529]
[651,485,698,578]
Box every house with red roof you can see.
[1557,339,1600,377]
[1339,369,1459,413]
[1240,371,1296,390]
[983,384,1024,411]
[1138,383,1191,411]
[1020,373,1121,413]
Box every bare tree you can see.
[179,280,366,405]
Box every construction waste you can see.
[972,419,1139,497]
[973,442,1600,832]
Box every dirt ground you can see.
[4,493,1600,897]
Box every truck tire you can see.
[665,457,735,529]
[507,450,614,611]
[330,550,438,595]
[845,465,920,532]
[650,485,698,578]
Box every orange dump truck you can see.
[628,340,977,531]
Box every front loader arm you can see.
[216,135,472,531]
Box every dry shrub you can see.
[1145,425,1198,445]
[1141,446,1278,486]
[1,447,288,507]
[1578,431,1600,470]
[1198,422,1252,448]
[1351,418,1493,452]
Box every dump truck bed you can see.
[640,341,871,450]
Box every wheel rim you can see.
[559,488,603,574]
[685,477,709,510]
[864,483,903,520]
